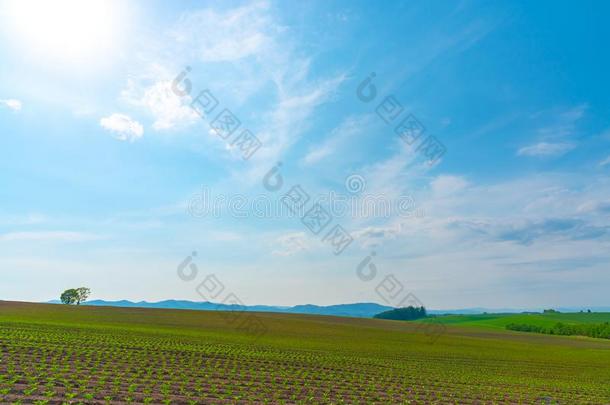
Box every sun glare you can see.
[4,0,123,66]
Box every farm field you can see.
[1,301,609,404]
[418,312,610,330]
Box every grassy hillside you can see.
[1,301,609,404]
[417,312,610,329]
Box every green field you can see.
[1,301,609,404]
[418,312,610,329]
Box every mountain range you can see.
[47,300,394,318]
[45,299,610,318]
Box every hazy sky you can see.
[1,0,609,309]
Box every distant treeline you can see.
[506,322,610,339]
[373,306,427,321]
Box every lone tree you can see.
[60,287,91,305]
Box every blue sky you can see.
[1,0,609,309]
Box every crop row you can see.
[1,322,608,404]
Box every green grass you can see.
[418,312,610,330]
[1,301,609,404]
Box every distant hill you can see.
[47,299,394,318]
[45,299,610,318]
[428,306,610,315]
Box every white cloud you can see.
[517,142,575,157]
[0,231,102,242]
[118,2,274,132]
[352,225,400,248]
[342,168,610,306]
[121,79,199,131]
[272,232,310,256]
[99,113,144,142]
[336,175,610,308]
[117,1,346,172]
[599,155,610,167]
[0,98,22,111]
[301,137,338,166]
[431,175,469,196]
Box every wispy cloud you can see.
[0,213,47,226]
[120,0,346,168]
[517,104,586,158]
[249,73,347,174]
[209,231,244,242]
[353,225,400,248]
[358,140,424,199]
[517,142,575,157]
[449,217,608,245]
[0,231,103,242]
[301,115,371,166]
[535,104,587,139]
[577,200,610,214]
[599,155,610,167]
[0,98,22,112]
[272,232,310,256]
[171,1,272,62]
[100,113,144,142]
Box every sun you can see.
[3,0,123,66]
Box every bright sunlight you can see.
[3,0,123,66]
